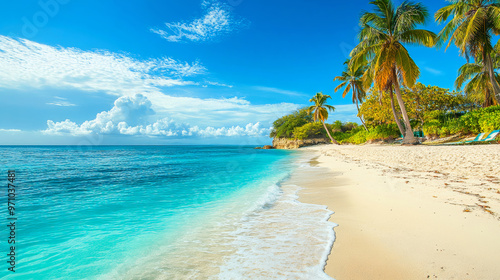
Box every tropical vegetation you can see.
[334,61,368,130]
[435,0,500,104]
[270,0,500,146]
[307,92,338,144]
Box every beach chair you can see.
[478,130,500,143]
[446,133,485,145]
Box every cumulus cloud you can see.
[43,94,272,138]
[0,35,297,127]
[151,0,247,43]
[0,35,300,139]
[0,36,204,95]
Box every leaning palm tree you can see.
[456,51,500,107]
[350,0,436,144]
[435,0,500,104]
[307,92,338,144]
[334,61,369,131]
[362,60,407,136]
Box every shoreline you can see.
[293,144,500,279]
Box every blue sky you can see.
[0,0,472,145]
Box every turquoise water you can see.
[0,146,334,279]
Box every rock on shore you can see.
[272,137,330,149]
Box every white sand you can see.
[296,144,500,279]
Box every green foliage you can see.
[342,122,359,132]
[331,120,343,132]
[365,124,401,141]
[439,127,451,138]
[360,83,476,128]
[329,121,362,143]
[479,111,500,132]
[446,118,467,135]
[335,123,399,144]
[422,120,441,137]
[423,105,500,137]
[293,122,328,140]
[340,130,367,145]
[270,108,313,138]
[461,105,500,134]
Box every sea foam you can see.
[218,157,337,279]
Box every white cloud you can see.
[0,129,21,132]
[0,36,204,95]
[151,0,247,43]
[47,96,76,107]
[0,36,300,138]
[424,67,443,76]
[254,86,307,97]
[205,81,233,88]
[43,94,271,138]
[327,104,361,124]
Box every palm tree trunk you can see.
[389,87,405,137]
[322,121,339,145]
[355,100,368,131]
[485,88,493,107]
[392,68,418,144]
[484,52,500,104]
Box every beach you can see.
[291,144,500,279]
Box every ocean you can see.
[0,146,334,279]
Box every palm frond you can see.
[342,84,351,98]
[334,81,347,92]
[395,1,429,33]
[398,29,437,47]
[462,7,487,51]
[394,43,420,87]
[455,62,483,89]
[435,3,459,23]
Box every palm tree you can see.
[363,62,406,136]
[435,0,500,104]
[334,61,369,131]
[350,0,436,144]
[456,51,500,107]
[307,92,338,144]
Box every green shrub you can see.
[342,122,359,132]
[270,108,313,138]
[460,105,500,134]
[439,127,451,137]
[336,124,398,144]
[331,120,343,132]
[479,111,500,132]
[423,110,444,122]
[340,130,367,144]
[293,122,326,140]
[330,121,363,143]
[446,118,467,135]
[366,124,400,141]
[422,120,441,137]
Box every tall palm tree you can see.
[350,0,436,144]
[456,51,500,107]
[363,61,407,136]
[334,62,369,131]
[307,92,338,144]
[435,0,500,104]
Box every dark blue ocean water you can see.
[0,146,298,279]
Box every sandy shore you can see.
[292,144,500,279]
